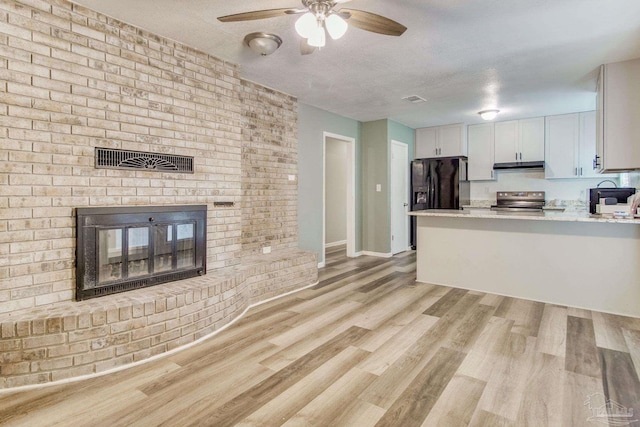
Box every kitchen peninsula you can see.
[409,209,640,317]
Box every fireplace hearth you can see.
[76,205,207,300]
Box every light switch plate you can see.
[376,184,382,192]
[262,246,271,254]
[288,175,296,181]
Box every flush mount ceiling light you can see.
[219,0,407,56]
[244,32,283,56]
[402,95,427,104]
[479,109,500,121]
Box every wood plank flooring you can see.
[1,245,640,426]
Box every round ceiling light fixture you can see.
[244,32,283,56]
[478,109,500,121]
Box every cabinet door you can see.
[579,111,600,178]
[494,121,518,163]
[602,58,640,171]
[544,114,579,179]
[415,127,438,158]
[595,65,604,172]
[468,123,495,181]
[438,124,466,157]
[519,117,545,162]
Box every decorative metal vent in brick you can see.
[95,148,194,173]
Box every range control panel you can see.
[496,191,545,202]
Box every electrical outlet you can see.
[288,175,296,181]
[262,246,271,254]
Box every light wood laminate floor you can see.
[1,246,640,426]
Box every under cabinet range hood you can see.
[493,161,545,170]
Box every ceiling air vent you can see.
[402,95,427,104]
[95,148,194,173]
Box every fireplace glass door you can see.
[77,205,206,300]
[153,222,196,272]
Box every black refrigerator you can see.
[410,157,470,248]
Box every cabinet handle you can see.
[580,167,583,176]
[515,152,518,161]
[491,170,494,179]
[519,152,522,160]
[575,168,578,176]
[593,155,601,169]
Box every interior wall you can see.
[362,119,390,254]
[388,120,415,160]
[297,103,361,265]
[325,138,348,245]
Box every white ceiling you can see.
[70,0,640,129]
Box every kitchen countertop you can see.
[409,209,640,224]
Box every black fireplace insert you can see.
[76,205,207,300]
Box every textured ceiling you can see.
[70,0,640,128]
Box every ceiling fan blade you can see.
[218,8,296,22]
[339,9,407,36]
[300,39,317,55]
[284,8,308,15]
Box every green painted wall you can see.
[361,119,415,254]
[362,119,390,254]
[388,119,415,159]
[297,103,362,265]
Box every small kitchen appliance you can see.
[491,191,545,212]
[589,187,636,214]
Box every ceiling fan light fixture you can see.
[325,14,348,40]
[479,109,500,121]
[295,12,317,38]
[307,23,326,47]
[244,32,283,56]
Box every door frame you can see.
[323,132,356,267]
[390,139,410,254]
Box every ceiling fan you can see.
[218,0,407,55]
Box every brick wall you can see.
[0,0,299,314]
[241,81,298,256]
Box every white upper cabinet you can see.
[438,124,467,157]
[579,111,600,178]
[415,123,467,158]
[415,127,438,158]
[468,123,495,181]
[494,118,544,164]
[596,58,640,172]
[519,117,545,162]
[544,113,580,179]
[494,121,519,163]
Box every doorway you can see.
[390,140,409,254]
[323,132,356,267]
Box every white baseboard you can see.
[317,261,326,268]
[353,251,363,257]
[324,240,347,249]
[361,251,393,258]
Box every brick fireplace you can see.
[0,0,317,388]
